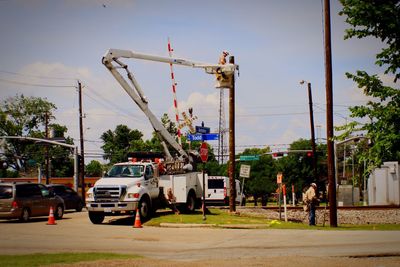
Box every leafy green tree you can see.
[338,0,400,171]
[276,139,327,195]
[340,0,399,81]
[0,94,56,171]
[86,160,104,177]
[101,125,144,164]
[237,147,276,206]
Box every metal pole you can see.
[324,0,337,227]
[73,147,79,192]
[202,169,206,220]
[78,81,86,203]
[228,56,236,212]
[278,183,282,220]
[292,184,296,207]
[240,176,245,206]
[307,82,318,183]
[45,112,49,184]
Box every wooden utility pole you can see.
[78,81,85,202]
[324,0,337,227]
[228,56,236,212]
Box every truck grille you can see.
[94,185,126,202]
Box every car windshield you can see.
[0,186,13,199]
[106,165,144,178]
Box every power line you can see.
[0,77,75,88]
[0,70,77,81]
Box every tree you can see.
[338,0,400,171]
[86,160,104,177]
[25,123,74,177]
[100,125,144,164]
[237,147,276,206]
[340,0,399,82]
[0,94,56,171]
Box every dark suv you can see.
[0,182,65,222]
[46,184,84,212]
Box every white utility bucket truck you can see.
[86,48,238,224]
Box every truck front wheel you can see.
[88,211,105,224]
[139,197,151,221]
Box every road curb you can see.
[159,223,269,229]
[160,223,217,228]
[219,224,269,229]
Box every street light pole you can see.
[300,80,318,184]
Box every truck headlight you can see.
[87,193,93,199]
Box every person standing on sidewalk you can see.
[303,183,319,226]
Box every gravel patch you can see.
[237,207,400,225]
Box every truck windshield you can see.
[106,165,144,178]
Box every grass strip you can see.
[0,252,140,267]
[146,208,400,230]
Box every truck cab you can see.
[86,161,160,224]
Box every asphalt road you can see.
[1,210,400,262]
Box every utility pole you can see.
[307,82,318,183]
[45,112,50,185]
[324,0,337,227]
[228,56,236,212]
[78,81,85,202]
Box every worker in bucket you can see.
[219,50,229,65]
[303,183,319,226]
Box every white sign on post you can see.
[240,164,251,178]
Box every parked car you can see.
[0,182,65,222]
[46,184,84,212]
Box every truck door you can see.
[144,165,158,199]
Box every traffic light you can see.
[306,151,313,157]
[272,152,285,158]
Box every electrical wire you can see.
[0,70,77,81]
[0,77,75,88]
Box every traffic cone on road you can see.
[133,208,142,228]
[46,206,57,225]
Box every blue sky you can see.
[0,0,389,162]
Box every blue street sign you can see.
[239,155,260,161]
[188,134,203,141]
[195,126,210,134]
[188,133,219,141]
[203,133,219,141]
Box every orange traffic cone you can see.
[133,208,142,228]
[46,206,57,225]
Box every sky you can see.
[0,0,389,163]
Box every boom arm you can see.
[102,49,238,162]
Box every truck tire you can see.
[139,196,151,221]
[89,211,105,224]
[186,192,196,213]
[54,205,64,220]
[19,207,30,222]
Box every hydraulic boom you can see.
[102,48,238,163]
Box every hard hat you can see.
[223,50,229,56]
